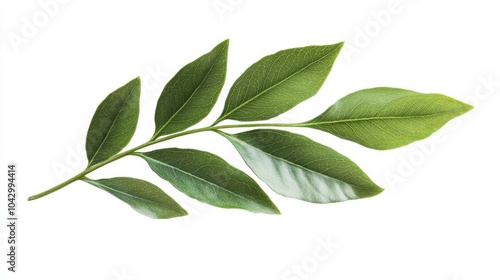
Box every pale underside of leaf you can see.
[221,129,383,203]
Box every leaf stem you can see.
[28,122,303,201]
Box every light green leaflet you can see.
[29,39,473,219]
[303,87,473,149]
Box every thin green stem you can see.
[27,122,303,201]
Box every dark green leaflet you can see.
[83,177,187,219]
[86,77,140,166]
[153,40,228,139]
[216,42,343,123]
[136,148,280,214]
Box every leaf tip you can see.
[462,102,474,113]
[329,41,344,52]
[260,200,281,215]
[130,76,141,87]
[443,95,475,117]
[353,185,385,201]
[156,208,189,219]
[270,206,281,215]
[375,186,385,195]
[368,185,385,198]
[216,38,230,52]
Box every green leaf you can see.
[82,177,187,219]
[135,148,280,214]
[303,87,474,150]
[215,42,343,123]
[220,129,383,203]
[152,40,229,139]
[86,77,141,166]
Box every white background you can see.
[1,0,499,279]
